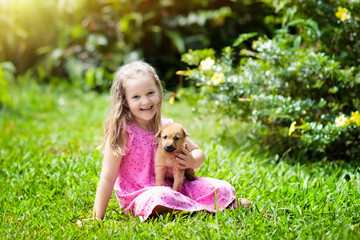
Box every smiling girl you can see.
[80,61,250,223]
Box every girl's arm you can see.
[175,138,205,170]
[92,137,124,220]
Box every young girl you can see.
[89,61,250,222]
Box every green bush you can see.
[178,2,360,161]
[287,0,360,66]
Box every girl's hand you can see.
[175,144,197,169]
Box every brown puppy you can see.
[155,123,197,192]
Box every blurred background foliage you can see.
[0,0,272,91]
[1,0,359,161]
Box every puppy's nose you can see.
[164,145,176,152]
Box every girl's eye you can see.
[132,95,140,99]
[174,137,179,141]
[163,136,167,139]
[148,91,154,95]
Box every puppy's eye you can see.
[163,136,167,140]
[174,136,179,141]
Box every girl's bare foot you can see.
[238,198,251,208]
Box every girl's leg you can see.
[182,177,252,209]
[182,177,236,209]
[149,199,251,218]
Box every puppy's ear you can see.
[155,129,162,138]
[182,127,189,137]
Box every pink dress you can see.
[113,119,237,221]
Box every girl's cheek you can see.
[150,96,158,102]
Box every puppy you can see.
[155,123,197,192]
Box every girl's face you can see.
[125,73,161,131]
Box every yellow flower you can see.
[288,121,303,137]
[288,121,297,136]
[210,72,224,86]
[176,70,187,76]
[335,114,349,127]
[335,7,351,22]
[200,57,215,70]
[169,92,176,104]
[349,111,360,126]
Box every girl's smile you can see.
[141,105,153,111]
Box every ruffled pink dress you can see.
[113,119,236,221]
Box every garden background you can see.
[1,0,359,238]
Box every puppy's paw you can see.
[172,186,182,192]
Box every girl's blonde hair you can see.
[102,60,163,156]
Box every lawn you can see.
[1,81,359,239]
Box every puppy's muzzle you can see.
[164,145,176,152]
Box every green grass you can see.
[1,81,359,239]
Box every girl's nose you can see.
[141,96,151,105]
